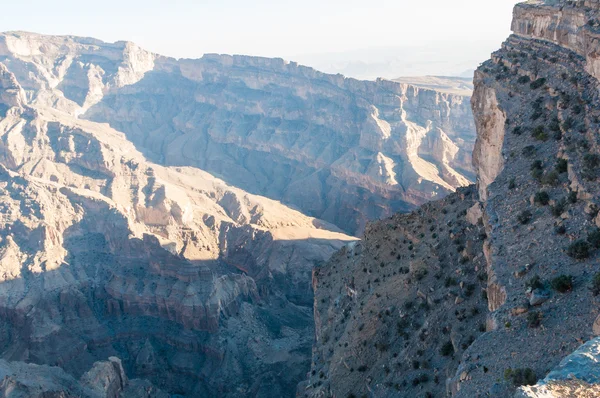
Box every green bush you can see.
[534,191,550,206]
[504,368,537,387]
[592,273,600,296]
[440,341,454,357]
[562,116,574,130]
[550,198,567,217]
[567,240,591,259]
[445,277,458,287]
[583,154,600,180]
[414,268,428,280]
[556,159,568,174]
[531,160,544,181]
[526,276,544,291]
[568,191,578,204]
[517,75,531,84]
[522,145,536,157]
[551,275,573,293]
[532,126,548,141]
[527,311,543,328]
[517,210,533,225]
[541,171,559,186]
[530,78,546,90]
[549,117,561,132]
[532,168,543,181]
[584,154,600,169]
[587,228,600,249]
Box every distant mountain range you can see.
[290,40,501,81]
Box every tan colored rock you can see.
[471,78,506,201]
[466,203,484,225]
[0,40,359,397]
[593,314,600,335]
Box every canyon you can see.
[0,30,475,397]
[5,0,600,397]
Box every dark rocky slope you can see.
[305,1,600,397]
[301,186,488,397]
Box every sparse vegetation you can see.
[534,191,549,206]
[567,240,591,259]
[517,210,533,225]
[592,273,600,296]
[440,341,454,357]
[530,78,546,90]
[551,275,573,293]
[504,368,537,387]
[527,311,543,328]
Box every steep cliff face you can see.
[307,1,600,397]
[0,31,476,235]
[0,54,356,397]
[453,0,600,395]
[301,186,488,398]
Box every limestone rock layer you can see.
[0,31,475,235]
[0,35,360,397]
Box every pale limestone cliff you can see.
[0,31,476,235]
[0,48,355,397]
[471,80,507,201]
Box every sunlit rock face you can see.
[0,33,358,397]
[0,32,475,235]
[0,30,476,397]
[83,58,475,234]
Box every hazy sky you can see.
[2,0,520,60]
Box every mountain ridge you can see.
[0,30,476,235]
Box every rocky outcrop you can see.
[301,186,489,398]
[0,31,475,235]
[471,80,506,201]
[452,0,600,396]
[306,1,600,397]
[0,356,166,397]
[515,337,600,397]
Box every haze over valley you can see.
[2,1,600,398]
